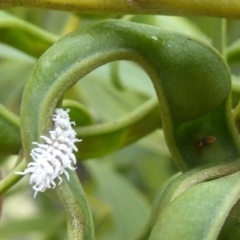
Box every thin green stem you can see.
[211,18,227,57]
[110,61,125,90]
[1,0,240,17]
[232,78,240,132]
[227,38,240,64]
[233,101,240,132]
[222,19,227,58]
[0,159,26,195]
[232,78,240,95]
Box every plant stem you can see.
[110,62,125,90]
[211,18,227,57]
[0,159,26,195]
[1,0,240,18]
[55,170,94,240]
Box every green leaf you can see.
[0,10,57,58]
[62,99,94,126]
[20,20,236,171]
[85,160,150,240]
[151,161,240,226]
[75,97,161,159]
[149,171,240,240]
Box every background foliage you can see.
[1,7,240,240]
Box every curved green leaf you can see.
[0,97,161,158]
[62,99,95,126]
[21,20,238,171]
[0,10,57,58]
[75,97,161,159]
[151,161,240,226]
[149,171,240,240]
[218,198,240,239]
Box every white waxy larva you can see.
[15,108,81,198]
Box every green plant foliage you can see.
[149,171,240,240]
[0,10,57,57]
[20,20,236,171]
[0,104,21,154]
[85,160,150,240]
[1,7,240,240]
